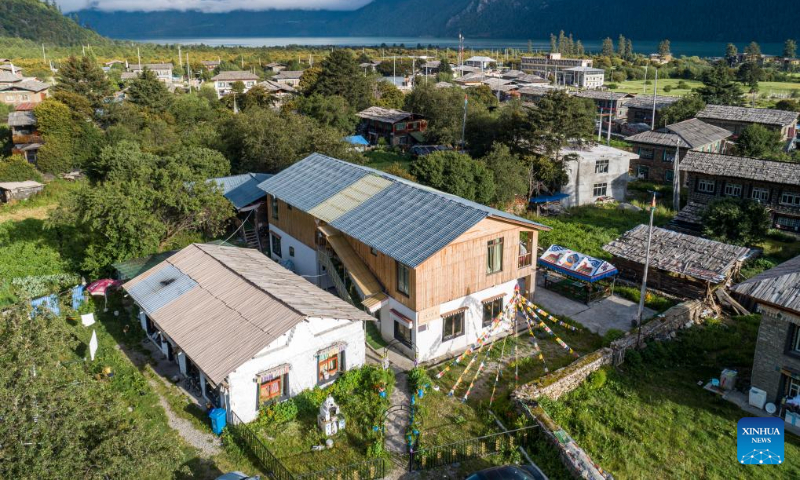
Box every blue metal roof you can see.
[258,153,549,267]
[212,173,272,210]
[344,135,370,146]
[126,264,197,314]
[530,193,569,205]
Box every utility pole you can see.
[42,44,46,65]
[137,47,142,70]
[673,138,682,212]
[650,68,658,130]
[635,193,657,347]
[643,65,648,94]
[178,45,182,68]
[461,94,468,150]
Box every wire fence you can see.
[294,457,387,480]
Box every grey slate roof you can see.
[258,153,549,268]
[7,111,36,127]
[625,94,680,110]
[697,104,798,127]
[7,80,49,92]
[665,118,732,149]
[273,70,304,80]
[211,71,259,81]
[258,80,296,93]
[626,130,681,147]
[681,152,800,186]
[211,173,273,210]
[356,106,414,124]
[603,225,751,283]
[0,71,22,83]
[733,255,800,313]
[575,91,631,101]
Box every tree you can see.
[737,61,764,94]
[306,50,371,110]
[298,94,357,132]
[466,84,498,109]
[725,43,739,65]
[784,39,797,59]
[618,35,627,58]
[549,34,557,53]
[696,62,743,106]
[576,40,585,57]
[438,57,453,75]
[480,143,528,206]
[126,67,171,112]
[34,99,78,174]
[0,307,185,479]
[239,84,275,110]
[660,94,706,125]
[775,99,800,112]
[744,41,762,61]
[736,124,784,158]
[525,91,595,160]
[374,80,405,109]
[602,37,614,57]
[702,198,770,245]
[50,141,233,275]
[658,39,671,57]
[0,155,42,182]
[626,39,634,58]
[409,150,496,204]
[53,55,111,108]
[403,83,466,145]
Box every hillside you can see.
[74,0,795,43]
[0,0,107,45]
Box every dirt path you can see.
[149,377,222,457]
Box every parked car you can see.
[466,464,548,480]
[215,473,260,480]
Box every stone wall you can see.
[750,305,800,403]
[514,349,612,401]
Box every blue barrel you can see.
[209,408,227,436]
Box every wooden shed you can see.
[0,180,44,203]
[602,225,752,299]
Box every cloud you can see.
[57,0,373,13]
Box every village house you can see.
[520,53,593,79]
[355,106,427,146]
[603,225,751,300]
[624,94,680,127]
[7,111,41,164]
[211,71,260,98]
[574,91,633,120]
[464,56,496,70]
[420,60,442,76]
[123,243,373,423]
[265,62,286,73]
[0,79,49,107]
[558,143,638,207]
[128,63,174,84]
[453,65,481,77]
[563,66,605,89]
[0,181,44,203]
[272,70,304,88]
[675,151,800,233]
[697,104,798,143]
[257,80,297,107]
[627,118,732,183]
[732,256,800,412]
[211,173,273,250]
[200,60,221,72]
[517,84,561,103]
[256,153,549,362]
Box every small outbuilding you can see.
[538,245,618,303]
[603,225,752,299]
[0,180,44,203]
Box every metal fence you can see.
[228,411,295,480]
[294,458,387,480]
[409,425,538,471]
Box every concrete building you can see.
[625,94,681,127]
[521,53,593,79]
[210,71,260,98]
[560,143,638,207]
[464,56,497,70]
[128,63,174,84]
[564,66,605,89]
[123,243,372,423]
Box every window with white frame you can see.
[637,165,649,179]
[724,183,742,197]
[482,297,504,328]
[638,148,654,160]
[790,378,800,399]
[487,238,504,275]
[752,187,769,203]
[595,159,609,174]
[777,216,800,229]
[781,192,800,207]
[697,179,716,194]
[593,183,608,197]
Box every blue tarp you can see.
[530,193,569,205]
[344,135,370,146]
[31,294,60,317]
[71,285,85,310]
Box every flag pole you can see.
[636,193,657,347]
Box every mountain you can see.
[75,0,794,43]
[0,0,107,45]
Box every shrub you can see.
[606,83,618,89]
[587,368,608,390]
[257,399,298,425]
[662,85,673,92]
[408,367,432,392]
[602,329,626,346]
[0,155,42,182]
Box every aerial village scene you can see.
[2,0,800,479]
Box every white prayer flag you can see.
[81,313,95,327]
[89,330,98,361]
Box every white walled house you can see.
[123,243,372,423]
[560,143,638,207]
[211,71,260,98]
[257,153,549,363]
[564,67,605,89]
[128,63,174,84]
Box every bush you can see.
[602,329,626,346]
[0,155,42,182]
[702,198,770,246]
[663,85,673,92]
[606,83,618,89]
[408,367,432,392]
[587,368,608,390]
[257,399,299,426]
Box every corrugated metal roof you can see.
[258,153,548,268]
[309,174,392,223]
[733,255,800,313]
[212,173,272,210]
[123,244,374,384]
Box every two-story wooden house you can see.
[678,151,800,233]
[257,153,549,362]
[697,104,798,143]
[355,107,428,147]
[627,118,732,183]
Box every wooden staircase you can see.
[242,226,261,250]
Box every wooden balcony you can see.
[518,253,533,269]
[12,134,43,145]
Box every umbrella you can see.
[86,279,122,296]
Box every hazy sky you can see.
[57,0,373,13]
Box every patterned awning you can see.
[482,293,505,304]
[441,307,468,319]
[255,364,291,383]
[316,341,347,360]
[390,309,413,328]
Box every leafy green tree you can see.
[625,39,633,58]
[410,150,495,204]
[403,83,466,145]
[0,154,41,182]
[307,50,371,110]
[50,141,233,275]
[702,198,770,245]
[549,35,557,53]
[735,124,784,158]
[297,66,321,93]
[52,89,94,119]
[171,146,230,178]
[696,62,743,106]
[601,37,614,57]
[53,55,111,108]
[775,99,800,112]
[374,81,405,109]
[467,84,498,108]
[618,35,627,58]
[438,57,453,75]
[737,61,763,93]
[785,39,797,59]
[168,92,217,125]
[658,39,671,57]
[660,94,707,125]
[576,40,586,57]
[525,90,595,160]
[127,67,171,112]
[297,94,357,132]
[725,43,738,65]
[239,84,275,110]
[215,60,241,73]
[34,99,78,174]
[744,41,762,61]
[0,307,185,479]
[480,143,528,206]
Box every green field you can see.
[609,79,703,97]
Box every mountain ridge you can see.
[0,0,107,45]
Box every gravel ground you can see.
[150,378,222,457]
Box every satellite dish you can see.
[766,403,777,414]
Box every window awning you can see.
[441,307,468,319]
[317,342,348,360]
[255,364,291,383]
[482,293,505,304]
[391,309,414,328]
[362,293,388,314]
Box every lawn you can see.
[609,79,702,97]
[759,81,800,97]
[364,149,414,172]
[540,315,800,479]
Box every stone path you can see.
[385,369,411,454]
[150,377,222,457]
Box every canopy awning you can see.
[538,245,618,283]
[361,292,388,314]
[325,232,383,299]
[530,193,569,205]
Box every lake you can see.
[136,37,786,58]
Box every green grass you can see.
[540,315,800,479]
[609,79,703,97]
[0,179,80,220]
[759,81,800,96]
[364,149,413,172]
[365,322,389,350]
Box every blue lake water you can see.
[136,37,786,58]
